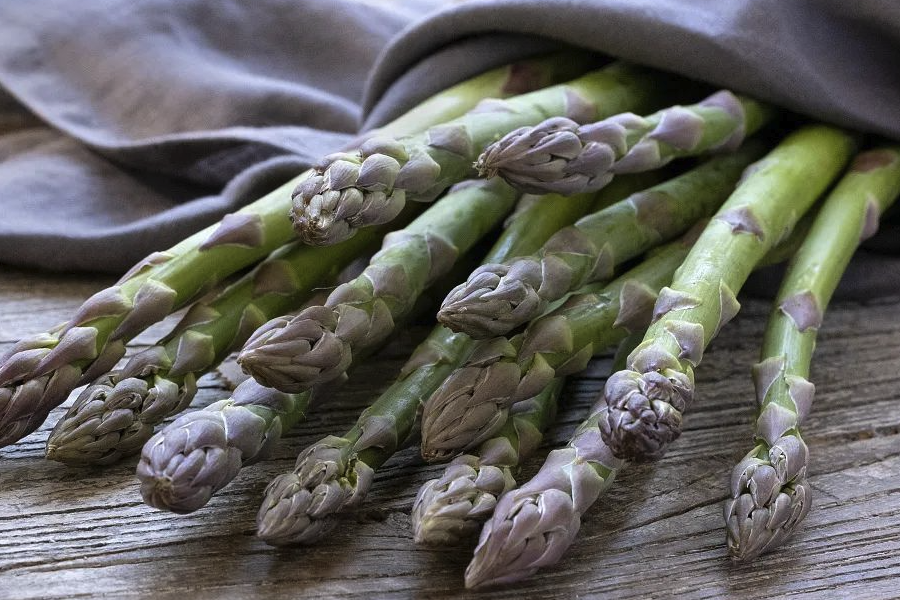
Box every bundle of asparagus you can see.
[5,52,899,594]
[136,178,522,514]
[0,53,590,449]
[254,183,612,543]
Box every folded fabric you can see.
[0,0,439,272]
[1,0,898,298]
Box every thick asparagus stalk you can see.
[725,146,900,561]
[254,183,603,545]
[464,334,642,589]
[290,62,689,246]
[138,378,310,513]
[44,230,381,466]
[0,55,584,449]
[477,91,772,195]
[600,126,856,462]
[438,144,767,339]
[412,378,564,546]
[421,236,694,462]
[236,178,521,394]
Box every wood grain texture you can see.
[1,267,899,600]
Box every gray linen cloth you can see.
[0,0,898,296]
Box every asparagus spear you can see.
[412,378,564,546]
[477,91,772,195]
[600,125,856,462]
[291,62,690,246]
[137,378,310,513]
[236,178,521,394]
[254,183,605,545]
[0,55,586,449]
[725,146,900,561]
[422,234,695,462]
[464,334,642,589]
[44,229,382,466]
[438,144,767,339]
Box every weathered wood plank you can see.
[1,267,899,600]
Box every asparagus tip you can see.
[256,439,374,546]
[289,148,408,246]
[135,413,243,514]
[255,472,321,546]
[420,368,514,465]
[464,488,579,589]
[725,453,812,561]
[238,308,351,394]
[45,374,182,466]
[437,261,542,339]
[138,465,215,516]
[411,458,513,546]
[599,368,692,461]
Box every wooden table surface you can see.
[1,266,899,600]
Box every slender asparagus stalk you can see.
[138,378,310,513]
[412,378,564,546]
[477,91,772,195]
[0,55,586,449]
[725,146,900,561]
[291,62,691,245]
[422,235,695,462]
[44,229,383,466]
[254,182,606,545]
[600,125,856,462]
[236,178,521,394]
[438,144,767,339]
[464,334,642,589]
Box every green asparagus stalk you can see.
[478,91,772,195]
[438,144,767,339]
[412,378,564,546]
[422,235,695,462]
[291,62,691,246]
[254,182,605,545]
[43,229,382,466]
[725,146,900,561]
[138,378,310,514]
[464,333,642,589]
[236,178,521,394]
[0,55,587,449]
[600,125,856,462]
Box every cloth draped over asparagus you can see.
[0,0,898,296]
